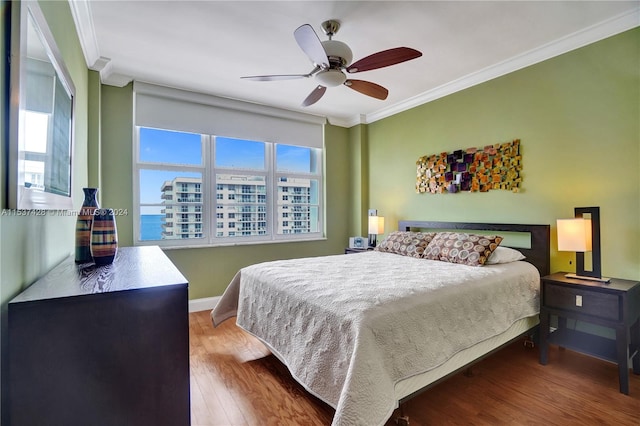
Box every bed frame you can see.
[394,220,550,423]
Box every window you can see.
[137,128,204,243]
[135,130,323,246]
[133,82,324,247]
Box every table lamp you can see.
[557,206,609,283]
[368,209,384,248]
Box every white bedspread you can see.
[211,251,540,426]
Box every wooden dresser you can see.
[8,246,190,426]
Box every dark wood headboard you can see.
[398,220,550,277]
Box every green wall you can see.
[364,28,639,281]
[348,124,369,236]
[100,84,351,299]
[0,0,89,421]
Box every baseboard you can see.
[189,296,220,313]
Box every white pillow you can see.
[485,246,526,264]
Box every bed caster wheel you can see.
[396,416,410,426]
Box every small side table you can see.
[344,247,374,254]
[539,272,640,394]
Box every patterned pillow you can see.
[375,231,436,258]
[423,232,503,266]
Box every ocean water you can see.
[141,214,163,241]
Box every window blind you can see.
[134,82,325,148]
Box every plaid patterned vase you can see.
[90,208,118,265]
[75,188,99,263]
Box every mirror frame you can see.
[8,0,76,210]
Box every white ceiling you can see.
[70,1,640,127]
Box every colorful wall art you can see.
[416,139,522,194]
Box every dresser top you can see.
[10,246,188,304]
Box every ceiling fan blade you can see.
[241,66,321,82]
[302,85,327,107]
[294,24,329,69]
[344,79,388,100]
[241,74,310,81]
[347,47,422,73]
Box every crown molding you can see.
[327,115,363,128]
[100,60,133,87]
[360,7,640,126]
[68,0,100,69]
[68,0,132,86]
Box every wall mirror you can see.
[8,0,75,210]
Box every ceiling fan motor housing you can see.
[321,40,353,67]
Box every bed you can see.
[211,221,550,426]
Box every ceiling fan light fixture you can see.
[316,69,347,87]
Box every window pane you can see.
[139,127,202,165]
[276,144,318,173]
[308,206,319,233]
[24,160,45,190]
[139,170,203,240]
[309,180,319,204]
[24,111,49,153]
[277,178,318,234]
[216,174,267,237]
[140,205,164,241]
[23,111,65,192]
[215,137,265,170]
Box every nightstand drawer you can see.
[544,283,620,321]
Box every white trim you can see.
[363,8,640,125]
[68,0,100,69]
[100,60,133,86]
[189,296,220,313]
[101,72,133,88]
[68,1,133,86]
[327,115,363,129]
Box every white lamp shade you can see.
[557,218,592,252]
[368,216,385,235]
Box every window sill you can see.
[135,236,327,250]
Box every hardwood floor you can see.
[189,311,640,426]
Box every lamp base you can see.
[564,273,611,283]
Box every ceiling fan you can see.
[241,20,422,107]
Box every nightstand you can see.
[539,272,640,394]
[344,247,374,254]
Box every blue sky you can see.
[139,127,313,209]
